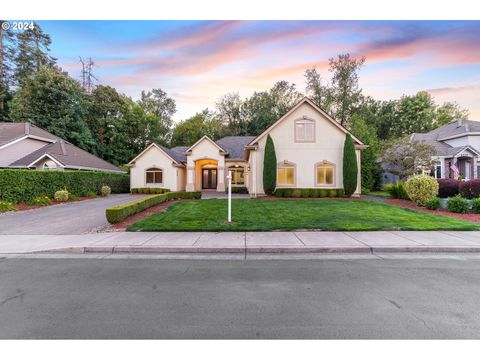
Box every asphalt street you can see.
[1,257,480,339]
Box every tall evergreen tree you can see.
[263,134,277,195]
[14,22,56,84]
[342,134,358,197]
[0,20,16,119]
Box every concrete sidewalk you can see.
[1,231,480,256]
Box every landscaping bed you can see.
[127,199,480,232]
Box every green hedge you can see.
[0,169,129,203]
[225,186,249,194]
[274,188,345,198]
[106,191,201,224]
[131,187,170,194]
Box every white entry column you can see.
[186,165,195,191]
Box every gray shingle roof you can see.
[157,144,188,163]
[10,140,124,173]
[215,136,256,159]
[0,122,59,147]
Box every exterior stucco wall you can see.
[186,138,226,191]
[34,158,64,170]
[129,146,183,191]
[250,102,357,195]
[0,138,50,167]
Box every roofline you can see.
[184,135,228,155]
[437,132,480,141]
[247,97,365,147]
[0,134,56,150]
[451,145,480,157]
[26,153,65,168]
[127,143,179,165]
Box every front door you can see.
[202,168,217,189]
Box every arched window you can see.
[295,118,315,142]
[228,166,245,186]
[315,161,335,186]
[277,161,296,186]
[43,160,57,170]
[146,168,163,184]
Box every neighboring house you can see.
[411,119,480,180]
[0,122,124,173]
[128,97,367,196]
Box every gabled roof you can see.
[0,122,58,148]
[247,97,365,147]
[184,135,227,154]
[127,142,185,166]
[10,140,125,173]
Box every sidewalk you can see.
[1,231,480,255]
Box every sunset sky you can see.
[38,20,480,121]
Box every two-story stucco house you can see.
[128,97,367,196]
[411,119,480,180]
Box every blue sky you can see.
[34,20,480,120]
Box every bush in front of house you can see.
[263,134,277,195]
[447,194,470,214]
[384,180,410,200]
[343,134,358,197]
[101,185,111,197]
[437,179,460,198]
[425,197,441,210]
[0,200,17,212]
[85,191,98,198]
[0,169,129,203]
[274,188,345,198]
[130,188,170,194]
[54,190,69,202]
[405,174,439,207]
[106,191,201,224]
[28,196,52,206]
[225,186,249,194]
[472,198,480,214]
[459,179,480,199]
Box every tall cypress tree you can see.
[343,134,358,197]
[263,134,277,195]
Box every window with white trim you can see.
[295,119,315,142]
[434,160,442,179]
[316,163,335,186]
[229,167,245,185]
[277,163,295,186]
[146,168,163,184]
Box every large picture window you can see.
[295,119,315,142]
[229,167,245,185]
[277,162,295,186]
[316,162,335,186]
[146,168,163,184]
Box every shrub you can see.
[472,198,480,214]
[384,181,410,200]
[405,174,439,206]
[225,186,249,194]
[54,190,69,202]
[28,196,52,206]
[437,179,460,198]
[130,188,170,194]
[447,195,469,214]
[85,191,98,198]
[106,191,201,224]
[425,197,441,210]
[69,194,80,201]
[263,134,277,195]
[274,188,344,198]
[343,134,358,197]
[0,169,129,203]
[0,200,17,212]
[101,185,111,197]
[459,179,480,199]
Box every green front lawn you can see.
[367,191,391,198]
[127,199,480,232]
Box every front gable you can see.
[185,135,227,160]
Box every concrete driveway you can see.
[0,194,145,235]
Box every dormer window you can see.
[295,118,315,142]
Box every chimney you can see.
[24,122,30,135]
[59,140,67,155]
[457,118,463,127]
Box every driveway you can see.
[0,194,145,235]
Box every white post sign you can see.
[227,170,232,223]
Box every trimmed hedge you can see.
[131,187,170,194]
[438,179,460,198]
[225,186,249,194]
[274,188,345,198]
[405,174,439,206]
[106,191,201,224]
[447,194,470,213]
[459,179,480,199]
[0,169,129,203]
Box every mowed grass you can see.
[127,199,480,232]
